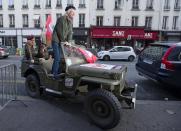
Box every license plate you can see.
[143,59,153,64]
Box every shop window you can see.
[56,0,62,8]
[8,0,14,10]
[172,16,179,30]
[145,16,152,29]
[132,16,138,27]
[174,0,181,11]
[79,0,86,8]
[22,14,28,28]
[132,0,139,10]
[146,0,154,10]
[162,16,168,29]
[46,0,51,8]
[9,14,15,28]
[96,16,103,26]
[97,0,104,10]
[164,0,170,11]
[0,14,3,27]
[34,0,40,9]
[79,14,85,27]
[22,0,28,9]
[114,16,121,26]
[56,13,62,19]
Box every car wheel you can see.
[85,89,121,129]
[103,55,110,61]
[128,56,135,62]
[25,74,40,98]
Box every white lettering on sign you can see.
[145,33,153,38]
[112,31,124,37]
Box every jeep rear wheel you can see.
[85,89,121,129]
[25,74,40,98]
[103,55,110,61]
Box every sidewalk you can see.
[0,96,181,131]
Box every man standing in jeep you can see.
[51,5,76,79]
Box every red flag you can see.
[45,15,53,46]
[78,48,97,63]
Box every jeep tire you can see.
[25,74,40,98]
[85,89,121,129]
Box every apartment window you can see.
[146,0,153,10]
[174,0,181,10]
[22,14,28,27]
[0,14,3,27]
[96,16,103,26]
[114,16,121,26]
[56,13,62,19]
[34,0,40,8]
[172,16,179,30]
[56,0,62,8]
[9,14,15,27]
[145,17,152,28]
[164,0,170,10]
[115,0,123,9]
[8,0,14,9]
[132,16,138,26]
[162,16,168,29]
[79,14,85,27]
[79,0,86,8]
[97,0,104,9]
[67,0,73,6]
[33,14,40,28]
[132,0,139,9]
[0,0,2,9]
[22,0,28,9]
[46,0,51,8]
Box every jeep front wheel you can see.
[85,89,121,129]
[25,74,40,98]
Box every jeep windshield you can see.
[62,44,87,66]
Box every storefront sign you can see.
[91,26,158,40]
[0,29,16,36]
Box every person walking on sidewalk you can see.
[51,5,76,79]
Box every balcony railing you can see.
[34,5,40,9]
[45,4,51,9]
[56,4,62,8]
[79,24,85,27]
[34,24,40,28]
[0,24,3,27]
[9,24,15,28]
[132,6,140,10]
[8,5,14,10]
[174,6,181,11]
[97,6,104,10]
[23,24,29,28]
[79,4,86,8]
[145,6,154,11]
[22,5,28,9]
[164,6,170,11]
[0,5,2,10]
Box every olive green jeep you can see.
[21,43,137,129]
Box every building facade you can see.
[0,0,180,53]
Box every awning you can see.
[33,15,40,20]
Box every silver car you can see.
[0,45,9,58]
[97,46,136,61]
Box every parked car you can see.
[136,41,181,87]
[97,46,136,61]
[0,45,9,58]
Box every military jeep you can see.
[21,43,137,129]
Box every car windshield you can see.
[140,45,169,60]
